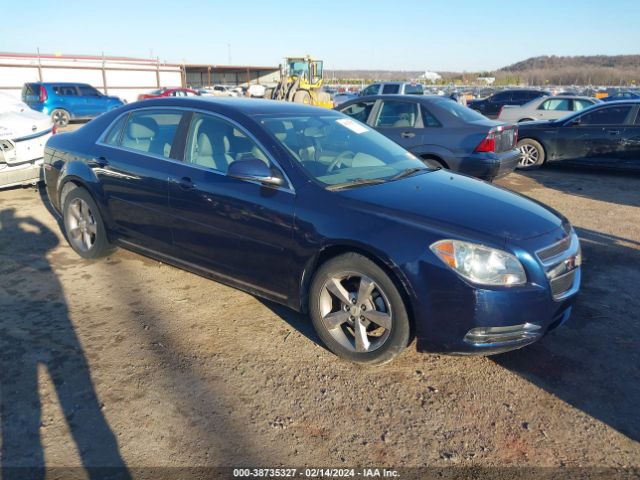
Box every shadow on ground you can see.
[493,226,640,442]
[0,207,130,480]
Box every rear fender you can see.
[412,145,456,168]
[58,159,113,227]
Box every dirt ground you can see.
[0,165,638,477]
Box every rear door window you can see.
[340,101,376,124]
[491,92,511,103]
[360,84,380,96]
[78,85,102,97]
[375,101,419,128]
[404,84,424,95]
[103,114,128,146]
[119,109,183,157]
[539,98,571,111]
[573,99,594,111]
[420,106,441,127]
[382,84,400,94]
[578,106,632,125]
[53,86,78,96]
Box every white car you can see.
[247,84,266,98]
[0,92,54,189]
[498,95,600,123]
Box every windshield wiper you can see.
[390,167,430,180]
[327,178,388,191]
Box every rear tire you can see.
[309,253,410,366]
[293,90,312,105]
[516,138,545,170]
[51,109,70,128]
[62,186,114,259]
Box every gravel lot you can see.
[0,165,638,476]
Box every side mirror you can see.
[227,158,285,187]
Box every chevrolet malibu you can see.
[43,98,581,365]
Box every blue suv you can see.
[22,82,124,127]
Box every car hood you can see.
[338,170,563,242]
[0,110,52,140]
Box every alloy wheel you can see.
[518,144,539,167]
[65,198,97,252]
[318,273,393,353]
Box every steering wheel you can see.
[327,150,355,173]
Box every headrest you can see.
[197,131,213,156]
[268,121,288,141]
[128,117,158,140]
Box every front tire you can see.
[62,186,114,259]
[516,138,545,170]
[51,109,70,128]
[309,253,410,365]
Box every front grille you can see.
[537,235,572,263]
[550,270,577,298]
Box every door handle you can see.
[606,130,621,135]
[401,132,415,138]
[90,156,108,168]
[171,176,196,190]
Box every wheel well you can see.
[420,154,448,169]
[302,245,416,340]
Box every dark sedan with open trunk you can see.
[337,95,521,181]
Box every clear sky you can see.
[3,0,639,71]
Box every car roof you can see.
[127,97,344,116]
[38,82,91,86]
[345,94,449,104]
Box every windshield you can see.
[260,114,429,188]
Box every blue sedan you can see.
[43,97,581,365]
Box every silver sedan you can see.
[498,95,600,123]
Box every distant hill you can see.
[500,55,640,72]
[497,55,640,85]
[326,55,640,86]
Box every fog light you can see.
[464,323,542,345]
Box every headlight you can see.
[430,239,527,286]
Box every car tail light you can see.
[52,125,58,135]
[39,86,48,103]
[474,129,496,153]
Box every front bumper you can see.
[410,229,581,355]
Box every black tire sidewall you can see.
[309,253,410,366]
[517,139,545,170]
[62,186,112,259]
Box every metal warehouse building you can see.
[0,52,279,103]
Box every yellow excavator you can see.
[266,56,333,108]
